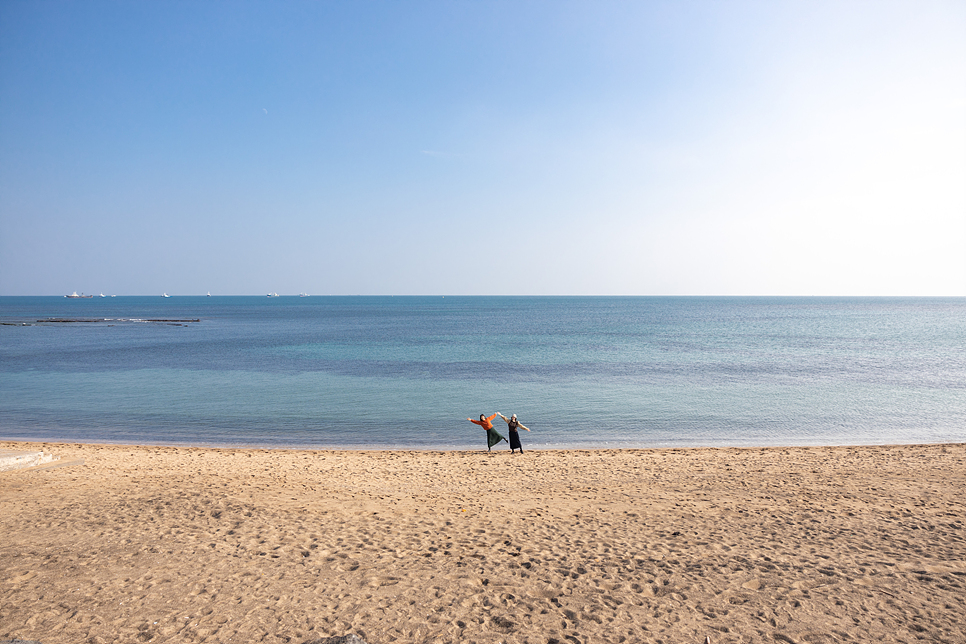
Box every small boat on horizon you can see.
[162,293,170,298]
[267,292,279,297]
[65,291,93,298]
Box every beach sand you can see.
[1,441,964,644]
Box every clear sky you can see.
[1,1,964,296]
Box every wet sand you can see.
[1,441,964,644]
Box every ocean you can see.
[1,296,964,450]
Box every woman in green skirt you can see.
[467,413,508,451]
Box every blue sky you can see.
[1,1,964,296]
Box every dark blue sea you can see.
[1,296,964,450]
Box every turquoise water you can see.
[1,296,964,449]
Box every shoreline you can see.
[2,435,962,453]
[2,441,964,643]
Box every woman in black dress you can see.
[497,413,530,453]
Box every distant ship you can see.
[267,292,279,297]
[162,293,170,298]
[299,293,309,297]
[99,293,106,298]
[207,292,211,297]
[65,291,93,298]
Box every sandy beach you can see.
[1,442,964,644]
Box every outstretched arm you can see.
[497,412,510,425]
[519,423,531,431]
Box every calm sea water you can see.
[1,296,964,450]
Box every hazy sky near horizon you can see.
[1,1,964,296]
